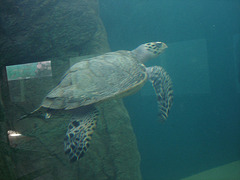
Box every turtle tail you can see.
[147,66,173,122]
[17,106,42,121]
[64,106,98,162]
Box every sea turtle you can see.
[20,42,173,162]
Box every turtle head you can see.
[132,42,167,63]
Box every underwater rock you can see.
[12,93,142,180]
[0,1,142,179]
[0,0,109,65]
[78,100,142,180]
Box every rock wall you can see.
[10,90,142,180]
[79,100,142,180]
[0,0,109,66]
[0,0,142,179]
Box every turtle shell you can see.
[41,50,147,110]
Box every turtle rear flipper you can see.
[64,106,98,162]
[147,66,173,122]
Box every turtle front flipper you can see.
[64,106,98,162]
[146,66,173,122]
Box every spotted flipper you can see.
[64,106,98,162]
[146,66,173,121]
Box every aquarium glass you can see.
[0,0,239,180]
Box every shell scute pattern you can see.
[42,50,147,110]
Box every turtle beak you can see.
[156,42,168,49]
[162,42,168,49]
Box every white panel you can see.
[6,61,52,81]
